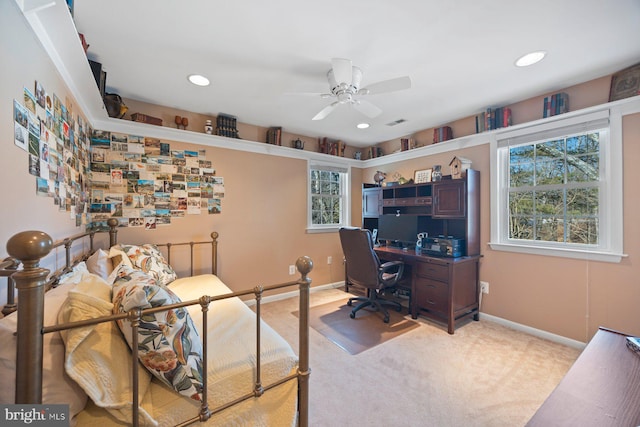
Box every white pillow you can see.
[85,249,113,281]
[58,272,156,426]
[0,275,88,417]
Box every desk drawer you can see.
[414,278,447,313]
[416,261,449,281]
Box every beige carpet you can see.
[259,287,582,427]
[294,299,419,355]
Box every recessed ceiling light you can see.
[187,74,210,86]
[357,123,370,129]
[515,51,546,67]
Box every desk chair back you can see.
[339,227,381,289]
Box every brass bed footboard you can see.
[2,226,311,427]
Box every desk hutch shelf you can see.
[356,170,481,334]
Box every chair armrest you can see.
[380,260,403,271]
[378,261,404,287]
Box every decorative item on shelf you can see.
[353,151,362,160]
[131,113,163,126]
[432,165,442,182]
[266,127,282,145]
[433,126,453,143]
[373,171,386,186]
[88,60,106,98]
[608,62,640,102]
[216,113,239,138]
[449,156,472,179]
[400,138,414,151]
[174,116,189,130]
[543,92,569,118]
[475,106,511,133]
[103,93,128,119]
[291,138,304,149]
[367,146,383,159]
[414,168,432,184]
[204,120,213,134]
[318,137,345,156]
[389,172,407,186]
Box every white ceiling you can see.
[74,0,640,148]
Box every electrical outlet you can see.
[327,256,332,264]
[289,265,296,275]
[480,281,489,294]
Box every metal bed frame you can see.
[2,219,311,426]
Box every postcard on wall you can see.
[129,217,144,227]
[35,81,46,108]
[207,198,221,214]
[144,217,156,230]
[28,154,39,176]
[144,138,161,155]
[23,87,37,114]
[14,100,29,151]
[39,159,50,180]
[111,169,123,185]
[187,198,201,214]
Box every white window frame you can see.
[307,161,350,233]
[489,109,625,262]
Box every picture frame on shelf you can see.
[609,62,640,102]
[414,168,432,184]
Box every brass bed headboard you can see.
[2,218,219,316]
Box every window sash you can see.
[491,109,623,262]
[308,163,349,231]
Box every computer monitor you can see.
[377,214,419,248]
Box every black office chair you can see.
[339,227,404,323]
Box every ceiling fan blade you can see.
[353,99,382,118]
[360,76,411,95]
[331,58,353,84]
[312,101,340,121]
[284,91,333,98]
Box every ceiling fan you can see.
[302,58,411,121]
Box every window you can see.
[308,163,349,232]
[491,110,624,262]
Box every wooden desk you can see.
[527,327,640,426]
[373,246,480,334]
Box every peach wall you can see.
[363,108,640,343]
[111,139,347,291]
[2,0,638,342]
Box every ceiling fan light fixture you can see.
[515,51,546,67]
[356,123,370,129]
[187,74,210,86]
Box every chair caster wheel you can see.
[347,300,353,307]
[350,312,356,319]
[396,305,402,312]
[383,316,390,323]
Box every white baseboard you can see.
[480,312,586,350]
[244,281,344,307]
[244,282,586,350]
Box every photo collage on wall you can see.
[13,81,91,227]
[88,130,224,231]
[12,79,224,232]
